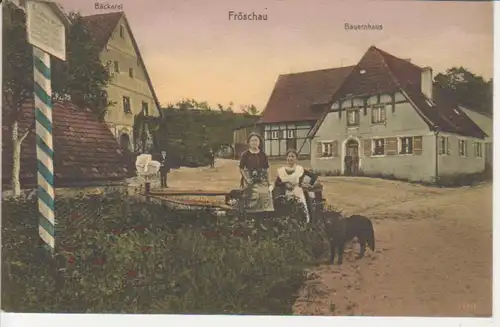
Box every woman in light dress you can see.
[273,149,318,222]
[238,133,274,213]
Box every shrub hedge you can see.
[1,195,326,314]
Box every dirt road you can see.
[165,159,493,317]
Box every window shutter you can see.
[446,138,450,155]
[316,142,323,158]
[391,94,396,113]
[386,137,398,155]
[464,140,468,157]
[363,139,372,156]
[371,107,376,123]
[381,106,387,121]
[332,140,338,157]
[413,136,423,155]
[363,99,368,116]
[438,137,443,155]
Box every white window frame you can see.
[120,25,125,38]
[473,142,483,158]
[372,138,385,156]
[371,105,386,124]
[271,131,279,140]
[114,61,120,73]
[346,109,360,127]
[399,136,414,155]
[321,141,333,158]
[439,136,450,155]
[287,130,295,139]
[123,96,131,114]
[458,139,468,157]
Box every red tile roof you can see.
[259,66,354,124]
[310,46,487,139]
[80,12,162,112]
[2,100,134,188]
[406,82,487,138]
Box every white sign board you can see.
[26,1,66,61]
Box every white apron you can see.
[276,165,311,222]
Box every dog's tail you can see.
[367,222,375,251]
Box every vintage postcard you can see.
[1,0,495,326]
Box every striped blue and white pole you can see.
[33,46,55,252]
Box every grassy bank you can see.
[1,194,325,314]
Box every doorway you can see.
[344,139,360,175]
[120,133,132,153]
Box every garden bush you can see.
[1,194,325,314]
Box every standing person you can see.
[273,149,318,223]
[239,133,274,213]
[208,149,215,168]
[159,150,170,188]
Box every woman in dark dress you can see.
[272,149,318,222]
[239,133,274,213]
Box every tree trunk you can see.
[11,121,22,198]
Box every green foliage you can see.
[240,104,259,115]
[52,12,113,120]
[2,5,37,122]
[1,195,325,314]
[435,67,493,115]
[140,100,260,167]
[2,7,112,122]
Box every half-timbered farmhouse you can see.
[308,46,490,182]
[259,66,353,157]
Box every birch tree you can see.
[3,7,111,197]
[3,6,36,197]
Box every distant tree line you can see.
[134,99,261,167]
[435,67,493,115]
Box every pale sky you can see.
[59,0,493,111]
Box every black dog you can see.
[321,211,375,265]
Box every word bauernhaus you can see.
[345,23,383,31]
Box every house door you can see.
[345,139,360,175]
[120,133,132,153]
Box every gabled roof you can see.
[259,66,354,124]
[2,100,134,188]
[81,12,123,50]
[309,46,487,139]
[81,12,162,112]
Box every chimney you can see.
[421,67,433,100]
